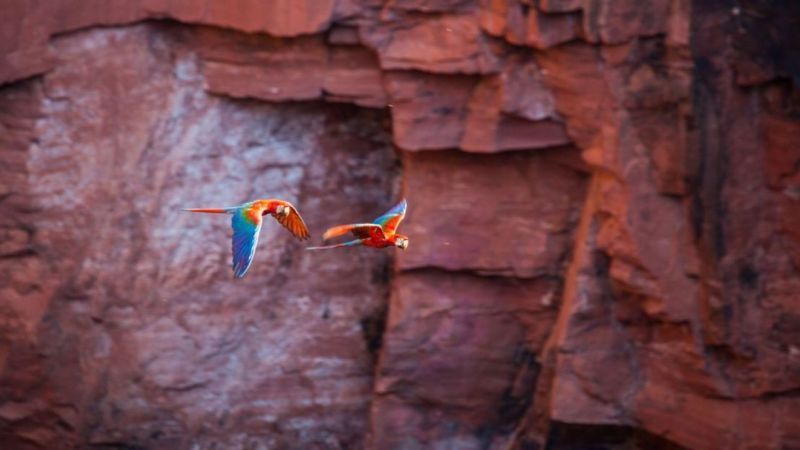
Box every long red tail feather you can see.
[184,208,228,214]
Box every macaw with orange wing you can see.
[185,199,309,278]
[307,199,409,251]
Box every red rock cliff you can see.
[0,1,798,449]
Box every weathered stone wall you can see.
[0,23,400,450]
[0,1,798,449]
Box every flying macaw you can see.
[307,199,409,251]
[185,199,310,278]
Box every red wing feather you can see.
[323,223,384,241]
[273,207,310,240]
[373,199,407,237]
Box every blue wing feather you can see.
[231,208,262,278]
[372,198,407,228]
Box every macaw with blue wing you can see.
[185,199,310,278]
[307,199,409,251]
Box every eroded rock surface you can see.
[1,1,799,449]
[1,24,398,450]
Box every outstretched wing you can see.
[323,223,385,241]
[306,239,365,250]
[271,202,310,240]
[372,199,407,237]
[231,207,263,278]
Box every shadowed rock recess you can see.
[0,1,798,449]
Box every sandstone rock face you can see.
[1,24,398,450]
[1,1,799,450]
[398,150,584,277]
[371,271,560,449]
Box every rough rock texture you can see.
[0,24,399,450]
[398,150,584,277]
[371,271,560,449]
[1,1,799,449]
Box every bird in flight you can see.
[185,199,310,278]
[307,199,409,251]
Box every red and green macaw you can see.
[307,199,409,251]
[185,199,309,278]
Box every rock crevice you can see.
[0,1,798,449]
